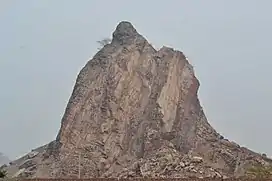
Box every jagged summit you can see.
[5,21,272,179]
[113,21,138,37]
[112,21,145,45]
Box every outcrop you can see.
[5,21,272,179]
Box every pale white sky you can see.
[1,0,272,159]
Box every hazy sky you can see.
[1,0,272,159]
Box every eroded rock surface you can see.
[6,21,272,178]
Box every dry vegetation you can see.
[245,164,272,179]
[97,38,112,50]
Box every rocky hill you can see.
[5,21,272,179]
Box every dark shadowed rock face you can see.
[6,21,272,179]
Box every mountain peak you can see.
[5,22,272,179]
[112,21,142,45]
[115,21,137,34]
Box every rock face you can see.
[6,21,272,178]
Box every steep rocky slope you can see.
[6,21,272,179]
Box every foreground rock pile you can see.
[5,21,272,179]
